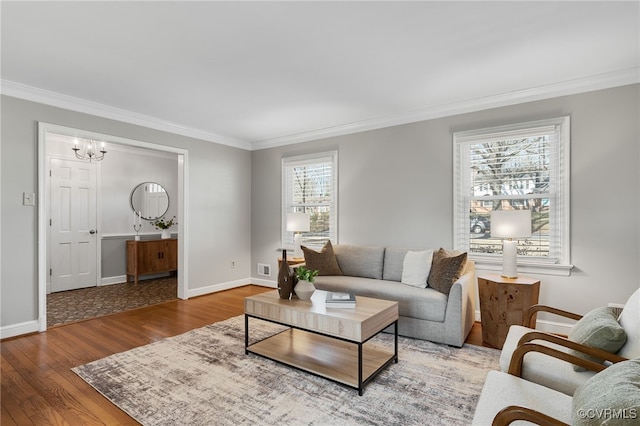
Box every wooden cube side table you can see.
[478,274,540,349]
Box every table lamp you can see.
[286,212,310,258]
[490,210,531,278]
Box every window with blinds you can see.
[282,151,337,248]
[453,117,570,271]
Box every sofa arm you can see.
[444,261,476,346]
[451,267,476,308]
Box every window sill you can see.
[472,258,573,277]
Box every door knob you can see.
[89,229,96,234]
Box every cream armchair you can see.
[498,288,639,396]
[473,342,640,426]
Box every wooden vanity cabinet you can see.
[126,239,178,284]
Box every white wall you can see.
[1,95,252,335]
[101,147,179,236]
[2,84,638,338]
[251,85,640,331]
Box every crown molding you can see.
[251,68,640,150]
[0,79,253,151]
[2,68,638,152]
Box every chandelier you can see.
[72,138,107,162]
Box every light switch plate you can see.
[23,192,36,206]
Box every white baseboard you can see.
[101,275,128,286]
[186,277,276,298]
[100,273,174,286]
[474,310,573,335]
[100,276,277,296]
[185,278,249,298]
[0,319,40,340]
[251,278,277,288]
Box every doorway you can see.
[38,123,189,332]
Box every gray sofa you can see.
[311,244,476,347]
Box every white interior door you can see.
[50,158,98,292]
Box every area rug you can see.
[73,316,499,425]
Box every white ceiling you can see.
[2,1,638,150]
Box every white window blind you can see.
[453,117,570,273]
[282,151,337,249]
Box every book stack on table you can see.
[325,291,356,308]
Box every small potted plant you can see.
[151,216,177,239]
[294,265,319,300]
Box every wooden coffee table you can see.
[244,289,399,395]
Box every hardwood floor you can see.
[1,285,486,425]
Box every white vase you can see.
[294,280,315,300]
[161,229,171,239]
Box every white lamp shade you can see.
[490,210,531,278]
[490,210,531,239]
[286,213,310,232]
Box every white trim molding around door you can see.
[37,122,189,332]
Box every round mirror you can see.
[130,182,170,220]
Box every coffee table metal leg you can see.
[358,343,363,396]
[394,320,398,363]
[244,314,249,355]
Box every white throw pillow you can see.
[401,250,433,288]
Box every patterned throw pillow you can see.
[427,248,467,295]
[568,306,627,371]
[301,240,343,276]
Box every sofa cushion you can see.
[427,248,467,295]
[333,244,385,279]
[401,250,433,288]
[301,240,343,276]
[617,288,640,359]
[568,307,627,371]
[382,247,411,281]
[572,358,640,426]
[314,275,448,322]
